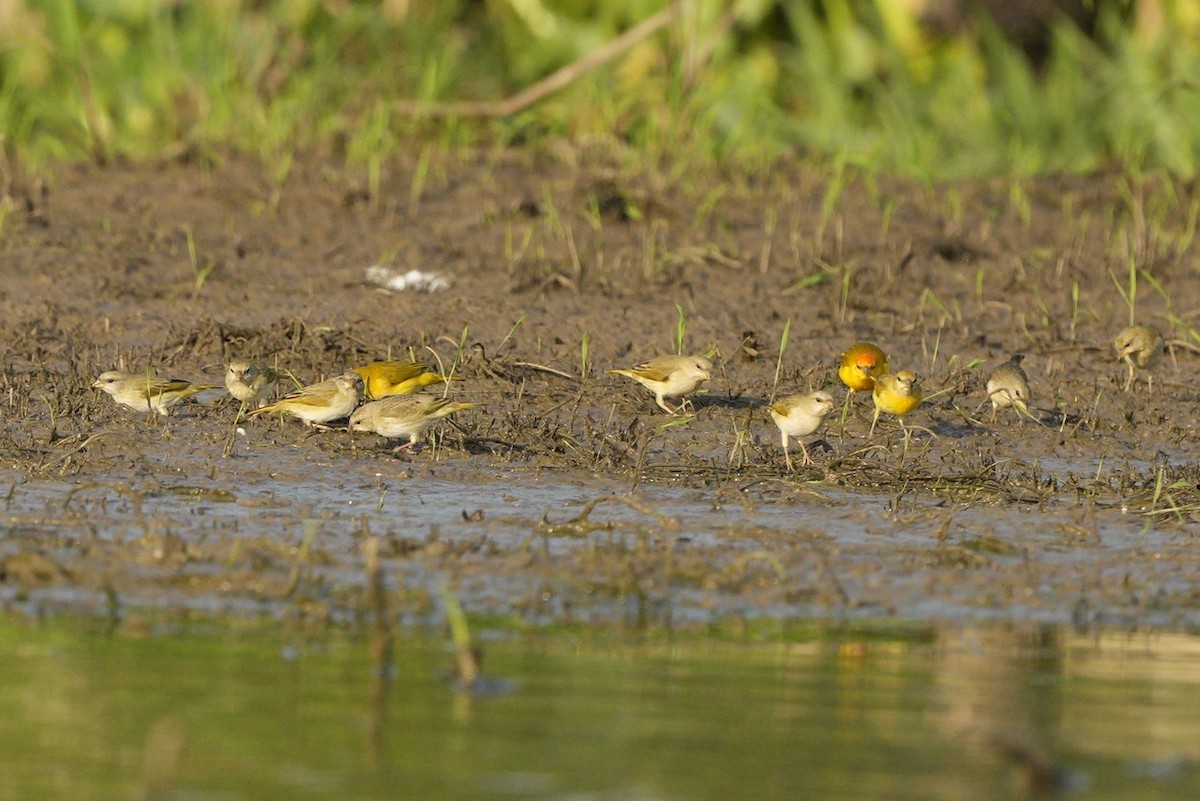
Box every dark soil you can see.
[2,149,1199,633]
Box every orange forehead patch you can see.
[855,354,878,368]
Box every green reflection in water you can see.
[0,620,1197,800]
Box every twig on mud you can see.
[62,480,150,517]
[539,493,680,536]
[222,401,249,457]
[511,361,578,381]
[38,431,119,473]
[395,5,678,118]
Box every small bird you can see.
[224,360,280,408]
[839,342,890,394]
[246,372,363,427]
[352,360,454,400]
[870,371,923,437]
[349,394,475,452]
[768,390,835,470]
[986,354,1031,423]
[609,355,713,415]
[1114,324,1164,392]
[92,370,220,415]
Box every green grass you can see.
[3,1,1200,178]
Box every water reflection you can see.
[0,620,1196,800]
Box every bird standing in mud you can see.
[225,360,280,408]
[247,372,363,427]
[350,394,474,452]
[768,390,835,470]
[1114,324,1163,392]
[838,342,889,420]
[869,371,922,437]
[609,355,712,415]
[352,360,454,400]
[985,354,1031,423]
[93,370,220,415]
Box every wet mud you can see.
[2,152,1199,631]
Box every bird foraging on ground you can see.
[986,354,1031,423]
[869,371,923,437]
[92,370,220,415]
[1114,324,1163,392]
[768,390,835,470]
[225,360,280,408]
[838,342,889,421]
[839,342,889,395]
[352,360,454,400]
[246,372,363,427]
[349,394,475,452]
[609,355,712,415]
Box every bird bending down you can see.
[985,354,1031,423]
[349,394,475,452]
[246,372,363,427]
[1113,325,1163,392]
[352,360,454,400]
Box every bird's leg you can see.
[391,437,420,455]
[839,392,854,426]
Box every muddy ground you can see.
[1,148,1199,633]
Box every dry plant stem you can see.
[395,4,679,118]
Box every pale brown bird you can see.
[609,355,712,415]
[224,360,280,408]
[246,372,363,427]
[768,390,835,470]
[349,394,475,451]
[92,370,220,415]
[1114,324,1163,392]
[986,354,1031,423]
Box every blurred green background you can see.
[1,0,1198,177]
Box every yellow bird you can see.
[838,342,890,394]
[609,355,712,415]
[352,360,454,400]
[92,370,220,416]
[869,371,922,437]
[1113,324,1163,392]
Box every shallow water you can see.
[3,457,1198,628]
[1,619,1197,800]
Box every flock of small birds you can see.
[90,323,1166,467]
